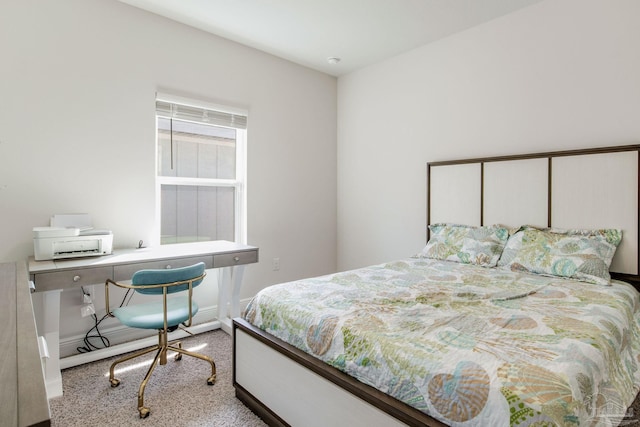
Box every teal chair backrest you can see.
[131,262,206,295]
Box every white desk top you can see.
[29,240,257,273]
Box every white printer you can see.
[33,214,113,261]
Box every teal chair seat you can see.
[112,297,199,330]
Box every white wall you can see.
[337,0,640,270]
[0,0,336,353]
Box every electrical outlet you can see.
[80,303,95,317]
[81,285,95,304]
[272,257,280,271]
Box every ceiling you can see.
[118,0,543,76]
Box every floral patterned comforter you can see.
[243,258,640,427]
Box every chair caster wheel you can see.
[174,353,182,361]
[139,407,150,418]
[110,378,121,388]
[207,376,216,385]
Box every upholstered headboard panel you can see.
[427,145,640,283]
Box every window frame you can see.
[155,92,248,245]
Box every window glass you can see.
[160,185,235,244]
[157,118,236,180]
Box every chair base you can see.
[108,329,216,418]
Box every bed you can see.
[233,145,640,427]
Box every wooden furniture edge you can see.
[1,262,51,426]
[426,144,640,167]
[234,384,290,427]
[232,318,447,427]
[0,262,19,426]
[17,261,51,426]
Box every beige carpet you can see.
[49,330,267,427]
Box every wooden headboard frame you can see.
[427,144,640,287]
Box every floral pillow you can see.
[497,226,622,285]
[417,223,509,267]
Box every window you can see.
[156,94,247,245]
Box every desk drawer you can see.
[213,250,258,268]
[34,266,113,291]
[113,256,213,281]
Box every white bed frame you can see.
[234,321,442,427]
[234,144,640,427]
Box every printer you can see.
[33,214,113,261]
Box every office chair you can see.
[105,262,216,418]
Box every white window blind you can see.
[155,97,247,130]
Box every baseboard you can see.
[59,305,218,359]
[60,319,222,369]
[59,298,253,368]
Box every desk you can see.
[28,240,258,399]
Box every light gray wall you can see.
[336,0,640,270]
[5,0,638,354]
[0,0,337,351]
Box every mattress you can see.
[243,258,640,427]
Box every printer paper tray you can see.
[53,239,101,257]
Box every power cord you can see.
[76,313,111,353]
[76,288,134,353]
